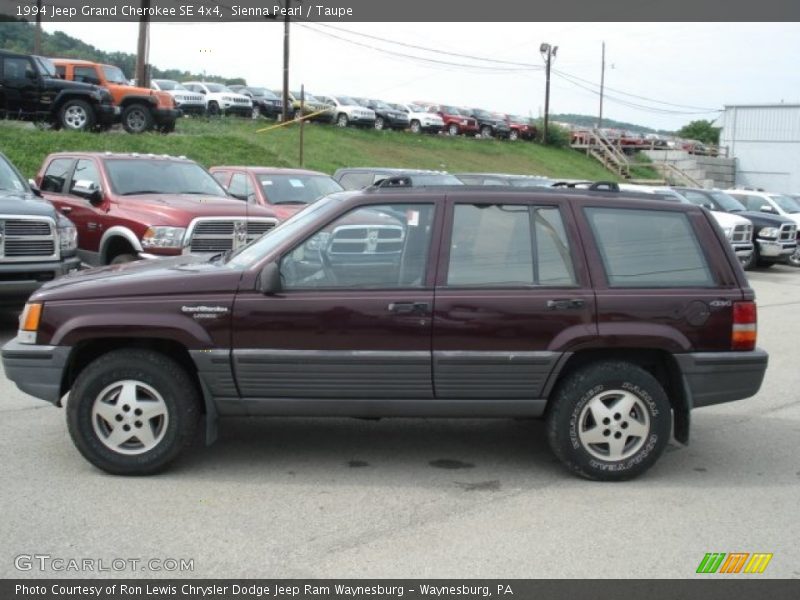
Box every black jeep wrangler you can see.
[0,50,117,131]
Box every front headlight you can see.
[57,215,78,255]
[722,227,733,239]
[759,227,778,239]
[141,226,186,249]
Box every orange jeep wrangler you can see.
[53,59,180,134]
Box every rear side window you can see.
[585,207,713,287]
[447,203,576,287]
[41,158,73,193]
[73,66,101,85]
[338,172,374,190]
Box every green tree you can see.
[676,120,720,145]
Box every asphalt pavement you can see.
[1,266,798,579]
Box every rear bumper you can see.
[1,338,71,405]
[0,256,81,306]
[675,349,768,408]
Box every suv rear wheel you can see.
[58,99,96,131]
[546,361,671,481]
[67,349,201,475]
[410,120,421,134]
[122,103,154,134]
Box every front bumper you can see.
[731,242,754,259]
[153,107,181,125]
[176,103,206,115]
[222,104,253,116]
[351,115,377,127]
[675,349,769,409]
[757,239,796,258]
[0,256,81,305]
[1,338,71,405]
[97,104,120,125]
[256,101,282,118]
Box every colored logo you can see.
[696,552,773,574]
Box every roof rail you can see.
[370,176,413,189]
[551,180,620,192]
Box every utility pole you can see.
[34,0,42,55]
[281,1,292,122]
[540,42,557,145]
[598,41,606,129]
[135,0,151,87]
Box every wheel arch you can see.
[100,227,143,264]
[544,347,690,444]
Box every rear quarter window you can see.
[585,207,714,287]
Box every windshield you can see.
[770,194,800,214]
[710,191,747,212]
[0,155,29,194]
[336,96,359,106]
[441,105,460,115]
[105,159,228,197]
[372,100,392,110]
[257,174,343,205]
[33,55,56,77]
[205,83,230,93]
[249,88,277,98]
[228,195,345,268]
[406,104,424,112]
[405,173,463,186]
[102,65,129,84]
[472,109,491,118]
[154,79,184,91]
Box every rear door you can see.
[432,194,596,401]
[2,56,38,115]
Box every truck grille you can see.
[0,217,57,262]
[780,224,797,241]
[187,218,277,254]
[328,225,405,255]
[731,223,753,243]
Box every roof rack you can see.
[370,176,414,189]
[551,180,620,192]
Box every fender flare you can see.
[99,226,143,264]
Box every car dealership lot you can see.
[1,267,798,579]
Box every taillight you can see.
[732,301,757,350]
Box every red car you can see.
[34,153,279,265]
[419,103,479,137]
[209,166,344,221]
[505,115,538,141]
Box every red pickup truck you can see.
[34,152,279,265]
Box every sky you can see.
[41,21,800,131]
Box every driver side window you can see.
[280,203,434,289]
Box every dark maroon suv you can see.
[2,186,768,480]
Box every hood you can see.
[0,193,58,218]
[736,210,795,226]
[711,211,750,228]
[31,254,244,302]
[114,194,277,224]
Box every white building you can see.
[719,103,800,193]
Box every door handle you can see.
[60,206,72,214]
[547,298,586,310]
[388,301,430,314]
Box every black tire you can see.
[67,349,201,475]
[447,123,459,136]
[251,105,261,120]
[480,125,493,138]
[546,361,671,481]
[374,117,385,131]
[756,259,774,269]
[788,247,800,268]
[208,101,220,116]
[58,99,96,132]
[122,103,154,134]
[337,113,349,128]
[410,120,421,134]
[110,253,137,265]
[509,129,519,141]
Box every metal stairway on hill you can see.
[571,129,631,179]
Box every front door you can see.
[432,197,596,400]
[231,201,439,404]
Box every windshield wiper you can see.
[274,200,308,205]
[121,190,163,195]
[209,249,233,264]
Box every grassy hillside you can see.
[0,118,656,181]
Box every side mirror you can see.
[703,202,714,210]
[27,179,42,197]
[760,205,775,213]
[25,69,39,81]
[257,262,282,295]
[72,180,103,204]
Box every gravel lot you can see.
[1,266,798,579]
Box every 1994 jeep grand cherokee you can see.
[1,186,769,480]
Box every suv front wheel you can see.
[122,104,154,134]
[58,99,96,131]
[546,361,671,481]
[66,349,201,475]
